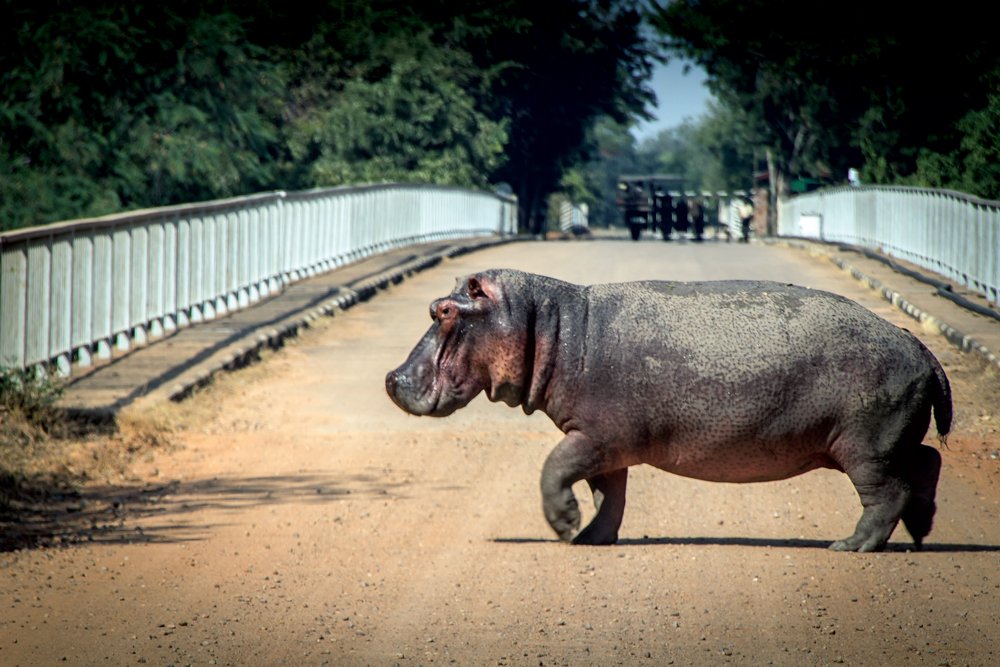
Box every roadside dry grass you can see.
[0,341,302,551]
[0,397,172,543]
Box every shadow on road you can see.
[0,471,405,553]
[493,535,1000,553]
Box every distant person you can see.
[674,197,689,236]
[654,188,673,240]
[690,198,705,242]
[848,168,861,187]
[738,197,754,243]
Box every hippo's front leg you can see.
[573,469,629,545]
[541,432,628,545]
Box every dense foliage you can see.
[1,5,287,228]
[648,1,1000,202]
[8,1,997,236]
[0,1,656,232]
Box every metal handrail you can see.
[1,184,517,375]
[778,185,1000,308]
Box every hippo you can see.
[385,269,952,552]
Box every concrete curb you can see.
[775,239,1000,371]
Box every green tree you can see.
[237,1,447,190]
[2,3,139,227]
[624,98,757,198]
[649,0,863,232]
[288,35,507,189]
[908,67,1000,199]
[267,0,657,232]
[558,106,757,231]
[0,3,285,229]
[650,0,1000,205]
[688,100,760,193]
[450,0,657,234]
[638,122,707,188]
[1,0,659,233]
[119,12,285,207]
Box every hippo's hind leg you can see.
[831,459,911,553]
[899,444,942,550]
[832,407,942,552]
[834,445,940,553]
[541,433,628,545]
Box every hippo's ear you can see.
[467,276,500,303]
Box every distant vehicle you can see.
[615,174,685,241]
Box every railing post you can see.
[50,235,72,375]
[0,243,28,370]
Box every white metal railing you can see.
[558,200,589,232]
[1,183,517,375]
[778,185,1000,308]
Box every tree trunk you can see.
[765,148,779,237]
[517,179,548,237]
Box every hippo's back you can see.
[581,279,931,406]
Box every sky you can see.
[631,57,713,142]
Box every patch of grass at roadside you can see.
[1,367,70,496]
[0,367,177,539]
[0,344,283,550]
[0,366,64,428]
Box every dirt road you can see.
[3,239,999,666]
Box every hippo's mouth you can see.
[385,367,479,417]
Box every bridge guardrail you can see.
[558,200,589,233]
[1,183,517,376]
[778,185,1000,309]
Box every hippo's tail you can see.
[921,340,953,447]
[931,357,953,447]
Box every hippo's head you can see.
[386,270,533,417]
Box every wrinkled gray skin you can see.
[385,269,952,552]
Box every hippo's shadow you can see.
[618,536,1000,552]
[493,536,1000,553]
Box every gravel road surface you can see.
[2,238,998,666]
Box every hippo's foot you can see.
[833,444,943,552]
[570,469,629,545]
[828,505,906,553]
[544,489,581,542]
[900,499,935,551]
[828,535,891,553]
[833,464,911,552]
[828,511,904,552]
[572,520,619,545]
